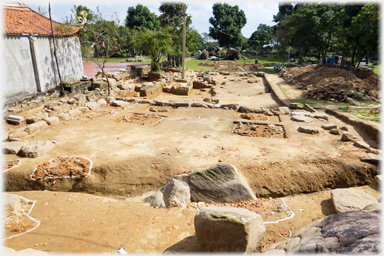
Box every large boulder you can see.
[18,140,54,158]
[195,206,265,252]
[331,188,378,213]
[262,210,380,254]
[199,51,209,60]
[298,126,320,134]
[175,162,256,204]
[291,115,313,123]
[144,178,190,208]
[225,48,239,60]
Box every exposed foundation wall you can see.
[3,35,83,101]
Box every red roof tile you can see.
[4,6,81,36]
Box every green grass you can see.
[338,107,381,123]
[185,59,214,71]
[373,65,380,75]
[259,68,280,75]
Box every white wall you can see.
[3,35,84,100]
[3,36,37,99]
[34,36,83,91]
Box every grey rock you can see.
[304,104,317,113]
[298,126,320,134]
[67,109,82,117]
[18,140,54,158]
[361,153,381,163]
[330,128,341,135]
[7,115,25,125]
[86,102,99,110]
[354,140,370,149]
[96,98,107,106]
[341,133,354,141]
[374,175,382,185]
[176,162,256,204]
[8,128,29,140]
[57,113,71,121]
[367,147,381,155]
[144,190,165,208]
[44,116,60,125]
[291,115,313,123]
[162,179,191,208]
[331,188,378,213]
[3,141,24,154]
[78,107,89,113]
[195,206,265,252]
[263,210,380,254]
[321,124,337,130]
[24,121,48,135]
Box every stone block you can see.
[195,206,265,252]
[24,121,48,135]
[3,141,24,154]
[44,116,60,125]
[331,188,378,213]
[6,115,25,125]
[18,140,54,158]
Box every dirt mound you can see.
[281,64,379,91]
[279,64,380,102]
[198,60,264,72]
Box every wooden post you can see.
[49,3,64,96]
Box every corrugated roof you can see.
[4,5,81,36]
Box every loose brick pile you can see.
[31,156,91,180]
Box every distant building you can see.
[3,2,84,101]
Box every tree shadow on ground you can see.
[163,235,200,254]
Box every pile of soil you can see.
[240,113,269,121]
[31,156,91,180]
[233,123,284,138]
[279,64,380,102]
[117,114,163,125]
[3,159,20,171]
[198,60,264,72]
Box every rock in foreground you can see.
[195,206,265,252]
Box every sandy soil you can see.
[3,70,380,254]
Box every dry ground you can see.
[3,71,380,254]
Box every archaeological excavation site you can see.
[3,62,381,254]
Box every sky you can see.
[25,0,280,38]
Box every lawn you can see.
[338,106,380,123]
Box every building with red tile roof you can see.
[3,2,84,101]
[4,3,81,36]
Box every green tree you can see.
[208,3,247,48]
[249,30,272,54]
[125,4,159,30]
[131,27,172,71]
[348,4,379,66]
[83,7,128,95]
[158,2,192,66]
